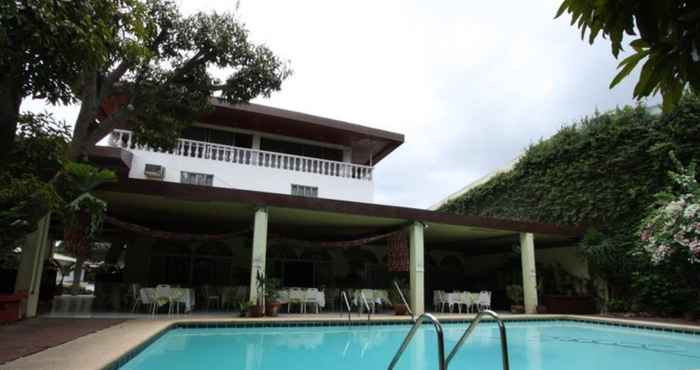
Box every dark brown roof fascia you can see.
[97,178,585,237]
[209,99,405,143]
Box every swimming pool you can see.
[117,320,700,370]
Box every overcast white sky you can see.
[23,0,658,209]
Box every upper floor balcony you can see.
[96,102,403,203]
[107,129,376,202]
[109,129,373,180]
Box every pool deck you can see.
[2,313,699,370]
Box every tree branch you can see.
[171,49,209,80]
[99,26,171,101]
[82,104,133,150]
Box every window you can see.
[181,171,214,186]
[261,137,343,161]
[180,126,253,148]
[291,184,318,198]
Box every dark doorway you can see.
[284,261,314,287]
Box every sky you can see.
[23,0,658,209]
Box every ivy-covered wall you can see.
[439,95,700,311]
[440,98,700,226]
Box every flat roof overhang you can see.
[203,100,404,166]
[90,177,583,253]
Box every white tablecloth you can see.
[277,289,325,308]
[352,289,392,306]
[142,287,195,312]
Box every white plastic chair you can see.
[129,284,143,313]
[304,288,321,314]
[477,291,491,311]
[465,292,479,313]
[155,284,172,315]
[434,290,450,312]
[447,292,465,313]
[170,288,187,315]
[289,288,304,313]
[140,288,158,317]
[359,290,375,314]
[203,285,220,310]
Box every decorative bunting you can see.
[387,232,409,272]
[104,216,250,241]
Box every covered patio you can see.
[15,168,583,319]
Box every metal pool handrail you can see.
[445,309,510,370]
[341,291,352,324]
[360,292,372,321]
[392,280,413,319]
[387,313,446,370]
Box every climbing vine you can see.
[439,94,700,313]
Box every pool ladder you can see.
[387,310,510,370]
[341,291,352,324]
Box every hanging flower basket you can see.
[63,194,108,259]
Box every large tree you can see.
[67,0,290,160]
[556,0,700,111]
[0,0,144,161]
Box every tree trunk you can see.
[68,68,99,161]
[71,255,84,295]
[0,72,23,163]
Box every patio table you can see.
[276,289,325,309]
[141,287,195,312]
[352,289,391,306]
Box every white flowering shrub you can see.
[640,155,700,265]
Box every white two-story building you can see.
[107,99,403,203]
[16,100,583,318]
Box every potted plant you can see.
[264,278,282,317]
[247,301,264,317]
[238,301,251,317]
[506,285,524,313]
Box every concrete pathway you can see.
[0,318,124,365]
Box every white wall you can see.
[128,149,374,203]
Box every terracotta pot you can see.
[266,302,281,317]
[510,304,525,314]
[247,305,264,318]
[393,304,409,316]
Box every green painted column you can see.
[520,232,538,314]
[15,214,51,318]
[409,221,425,315]
[248,207,268,304]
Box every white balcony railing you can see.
[109,129,373,181]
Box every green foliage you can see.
[70,1,291,156]
[631,269,697,316]
[0,0,150,159]
[555,0,700,111]
[0,112,69,251]
[60,162,117,201]
[0,0,140,103]
[440,94,700,310]
[506,285,524,304]
[0,112,116,254]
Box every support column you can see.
[409,221,425,315]
[520,232,538,314]
[248,207,268,304]
[15,214,51,318]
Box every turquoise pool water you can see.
[119,321,700,370]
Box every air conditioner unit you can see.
[144,164,165,179]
